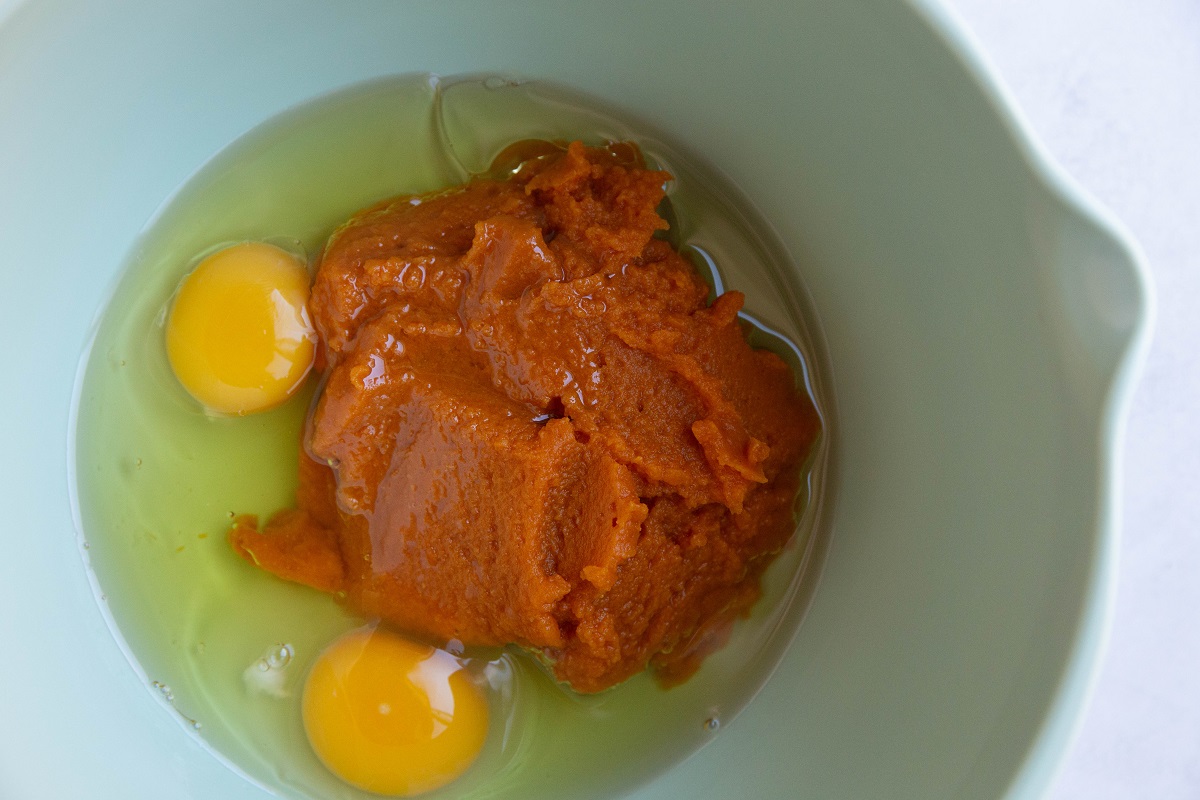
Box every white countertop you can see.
[944,0,1200,797]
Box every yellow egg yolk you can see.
[302,628,489,797]
[166,242,315,415]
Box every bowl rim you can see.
[905,1,1155,797]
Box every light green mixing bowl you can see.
[0,1,1150,798]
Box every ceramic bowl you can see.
[0,0,1150,798]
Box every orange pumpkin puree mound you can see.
[231,140,820,693]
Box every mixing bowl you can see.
[0,0,1150,798]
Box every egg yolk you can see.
[166,242,315,415]
[302,628,489,796]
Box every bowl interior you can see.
[0,0,1148,798]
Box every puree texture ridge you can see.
[231,141,819,693]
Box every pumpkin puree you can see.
[231,141,820,692]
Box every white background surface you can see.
[944,0,1200,797]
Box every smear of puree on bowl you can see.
[226,140,820,694]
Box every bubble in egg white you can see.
[243,642,295,698]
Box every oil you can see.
[72,74,831,800]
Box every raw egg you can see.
[166,242,315,415]
[302,627,489,796]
